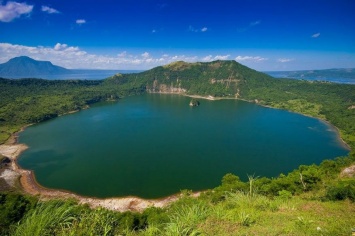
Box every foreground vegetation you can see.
[0,60,354,235]
[1,152,354,235]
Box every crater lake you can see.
[18,94,349,199]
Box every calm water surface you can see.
[18,94,349,198]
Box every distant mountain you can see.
[265,68,355,84]
[0,56,71,78]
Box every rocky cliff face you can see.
[146,79,187,94]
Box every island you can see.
[189,99,200,107]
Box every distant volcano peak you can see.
[0,56,70,78]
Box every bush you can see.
[325,180,355,202]
[0,193,37,235]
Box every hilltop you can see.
[106,60,274,97]
[0,56,71,78]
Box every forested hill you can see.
[106,60,275,97]
[0,56,71,78]
[1,60,355,148]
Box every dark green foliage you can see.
[203,173,248,203]
[142,207,169,226]
[211,153,355,200]
[0,193,37,235]
[325,179,355,202]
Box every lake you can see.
[18,94,349,199]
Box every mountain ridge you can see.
[106,59,275,98]
[0,56,71,78]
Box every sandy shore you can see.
[0,142,199,212]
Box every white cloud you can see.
[141,52,150,58]
[202,55,230,61]
[214,55,230,60]
[189,25,208,32]
[311,32,320,38]
[41,6,60,14]
[235,56,268,62]
[278,58,293,63]
[250,20,261,26]
[202,55,213,61]
[0,1,33,22]
[76,19,86,25]
[117,51,127,57]
[54,43,68,50]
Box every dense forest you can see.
[0,60,354,235]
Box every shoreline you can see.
[0,92,351,212]
[0,138,200,212]
[179,93,351,150]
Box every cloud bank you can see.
[0,43,234,69]
[0,1,33,22]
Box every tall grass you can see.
[11,200,77,236]
[163,203,209,235]
[58,207,122,236]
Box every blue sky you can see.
[0,0,354,70]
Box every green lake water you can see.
[18,94,349,198]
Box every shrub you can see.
[325,180,355,202]
[0,193,37,235]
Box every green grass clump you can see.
[11,201,78,236]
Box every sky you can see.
[0,0,354,71]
